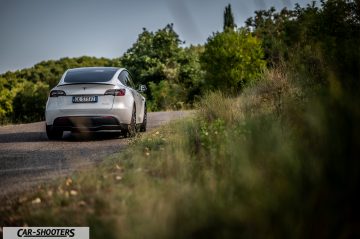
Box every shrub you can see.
[12,81,49,122]
[148,81,186,111]
[201,29,266,93]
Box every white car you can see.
[45,67,147,140]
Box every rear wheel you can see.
[123,105,136,138]
[140,105,147,132]
[46,125,63,140]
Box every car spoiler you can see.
[58,82,115,86]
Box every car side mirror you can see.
[138,85,147,92]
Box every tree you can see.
[223,4,236,31]
[201,29,266,93]
[245,6,296,66]
[121,24,203,110]
[245,0,360,90]
[178,45,205,103]
[121,24,183,86]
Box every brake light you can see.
[104,89,126,96]
[50,90,66,97]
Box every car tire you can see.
[46,125,63,140]
[124,105,136,138]
[140,105,147,132]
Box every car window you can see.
[64,68,117,83]
[117,71,128,86]
[127,73,136,89]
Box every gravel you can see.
[0,111,191,199]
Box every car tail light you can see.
[50,90,66,97]
[104,89,126,96]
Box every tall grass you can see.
[1,66,359,238]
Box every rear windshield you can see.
[64,68,117,83]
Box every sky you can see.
[0,0,313,73]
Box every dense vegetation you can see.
[201,30,266,92]
[0,57,119,123]
[1,0,360,238]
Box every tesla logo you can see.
[83,87,86,90]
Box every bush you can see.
[148,81,186,111]
[12,81,49,122]
[0,88,14,123]
[201,29,266,93]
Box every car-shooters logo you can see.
[3,227,89,239]
[17,228,75,237]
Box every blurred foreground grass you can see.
[1,67,359,239]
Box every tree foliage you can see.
[122,24,203,111]
[178,45,205,103]
[122,24,182,86]
[245,0,360,91]
[0,84,13,121]
[201,30,266,92]
[12,81,49,122]
[223,4,236,31]
[148,81,185,111]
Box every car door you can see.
[126,73,144,124]
[118,71,144,124]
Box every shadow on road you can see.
[64,132,125,141]
[0,132,48,143]
[0,131,126,143]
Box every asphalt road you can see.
[0,111,190,199]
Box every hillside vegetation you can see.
[0,57,119,123]
[1,0,360,238]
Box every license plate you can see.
[72,96,98,103]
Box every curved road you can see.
[0,111,190,199]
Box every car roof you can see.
[67,67,121,73]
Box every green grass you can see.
[1,67,359,238]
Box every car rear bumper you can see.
[45,106,133,126]
[50,116,128,132]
